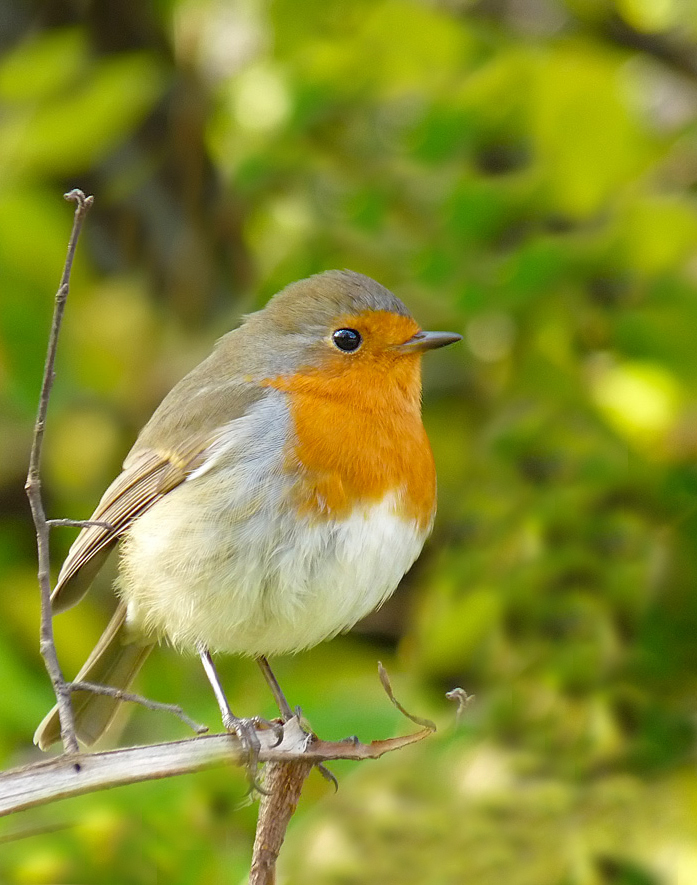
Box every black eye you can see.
[332,328,362,352]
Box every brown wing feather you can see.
[51,440,216,614]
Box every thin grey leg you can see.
[256,655,295,721]
[197,644,284,786]
[197,643,269,792]
[198,644,238,730]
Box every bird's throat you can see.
[262,362,436,528]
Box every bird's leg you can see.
[197,645,282,788]
[255,655,340,786]
[198,645,239,731]
[256,655,295,721]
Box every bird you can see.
[34,269,461,758]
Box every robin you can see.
[34,270,461,758]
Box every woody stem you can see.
[25,189,94,757]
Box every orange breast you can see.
[263,312,437,530]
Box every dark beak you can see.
[394,330,462,353]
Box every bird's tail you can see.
[34,604,152,751]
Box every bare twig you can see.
[24,189,94,756]
[0,718,432,817]
[47,519,115,531]
[377,662,437,731]
[69,682,208,735]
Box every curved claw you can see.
[244,773,271,798]
[223,715,270,794]
[316,763,339,792]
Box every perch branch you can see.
[24,189,94,756]
[0,718,433,817]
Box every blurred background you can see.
[2,0,697,882]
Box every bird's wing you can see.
[51,435,218,614]
[51,374,268,614]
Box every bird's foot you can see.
[222,714,284,793]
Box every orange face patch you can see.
[263,311,437,528]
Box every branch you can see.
[250,757,314,884]
[0,718,433,817]
[69,681,208,735]
[47,519,115,531]
[24,189,94,756]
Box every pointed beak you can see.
[393,330,462,354]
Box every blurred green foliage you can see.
[2,0,697,882]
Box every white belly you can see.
[120,489,427,656]
[117,397,430,655]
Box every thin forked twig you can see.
[24,188,94,756]
[69,681,208,735]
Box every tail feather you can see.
[34,604,152,750]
